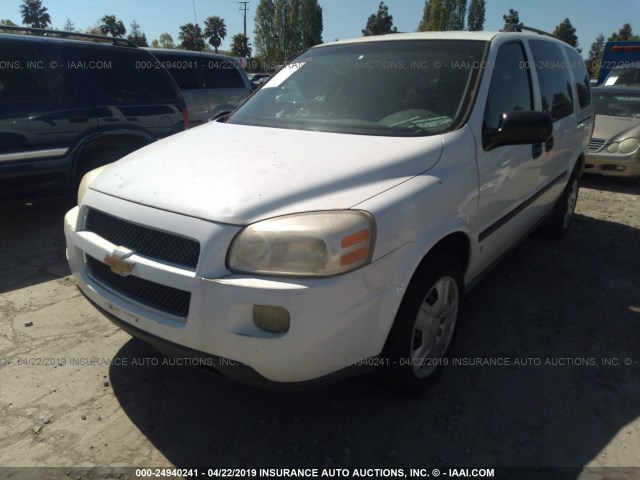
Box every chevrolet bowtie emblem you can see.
[103,247,135,276]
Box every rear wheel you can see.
[377,254,464,393]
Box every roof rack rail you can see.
[0,25,137,47]
[502,24,555,38]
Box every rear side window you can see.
[152,53,205,90]
[529,40,574,121]
[206,60,245,89]
[0,40,76,106]
[67,44,179,102]
[484,42,533,132]
[565,47,591,109]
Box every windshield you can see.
[593,90,640,118]
[228,40,487,136]
[604,68,640,86]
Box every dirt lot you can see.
[0,175,638,480]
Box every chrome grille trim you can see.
[84,208,200,269]
[588,138,606,152]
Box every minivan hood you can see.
[90,122,443,224]
[593,114,640,141]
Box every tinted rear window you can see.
[206,59,246,89]
[66,44,179,102]
[151,52,205,89]
[0,40,76,106]
[529,40,574,120]
[565,47,591,109]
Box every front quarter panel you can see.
[354,125,478,285]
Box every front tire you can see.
[377,254,464,393]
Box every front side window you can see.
[483,41,533,133]
[228,40,487,136]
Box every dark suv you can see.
[0,27,187,196]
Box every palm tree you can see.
[20,0,51,29]
[204,16,227,53]
[230,33,252,58]
[99,15,126,38]
[179,23,205,51]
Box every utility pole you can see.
[238,2,249,37]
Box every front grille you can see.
[84,208,200,269]
[589,138,606,152]
[87,256,191,318]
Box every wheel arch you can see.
[71,131,154,181]
[411,231,471,287]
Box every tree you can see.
[254,0,322,68]
[85,24,103,36]
[230,33,252,58]
[150,39,160,48]
[362,1,397,36]
[418,0,446,31]
[62,17,75,31]
[445,0,466,31]
[502,9,521,31]
[0,19,18,33]
[204,16,227,53]
[127,20,148,47]
[299,0,323,48]
[99,15,126,37]
[608,23,640,42]
[255,0,278,68]
[20,0,51,29]
[553,18,580,52]
[467,0,485,31]
[158,33,175,48]
[586,33,605,79]
[418,0,466,32]
[178,23,205,51]
[285,0,322,55]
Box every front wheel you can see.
[377,254,464,393]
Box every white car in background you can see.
[66,29,592,392]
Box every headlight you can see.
[618,137,640,154]
[227,211,375,277]
[77,165,109,204]
[607,142,619,153]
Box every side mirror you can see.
[483,111,553,151]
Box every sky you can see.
[2,0,640,55]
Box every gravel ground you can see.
[0,174,638,480]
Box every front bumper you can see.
[86,292,374,390]
[64,191,411,385]
[585,151,640,178]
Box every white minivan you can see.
[65,30,593,392]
